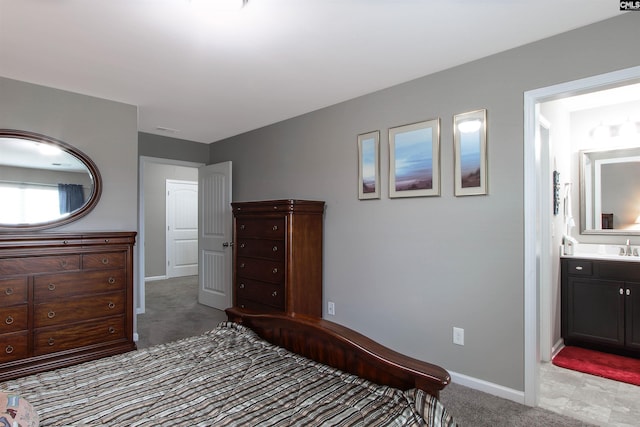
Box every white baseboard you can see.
[551,339,565,358]
[448,371,525,405]
[133,333,139,342]
[145,275,167,282]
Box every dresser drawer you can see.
[236,239,285,261]
[0,255,80,275]
[34,292,125,327]
[567,260,593,276]
[34,269,126,301]
[236,278,284,309]
[236,218,285,239]
[0,277,27,307]
[237,257,285,284]
[82,252,126,270]
[34,316,126,356]
[236,298,282,313]
[0,305,28,333]
[0,332,28,363]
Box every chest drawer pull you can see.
[48,338,55,346]
[101,258,109,265]
[620,288,624,295]
[48,283,56,291]
[240,263,245,268]
[575,266,583,271]
[108,277,116,284]
[240,224,246,230]
[5,345,14,354]
[272,268,278,274]
[108,326,116,334]
[272,225,278,231]
[272,246,278,252]
[4,287,13,296]
[240,243,246,249]
[272,291,278,297]
[239,283,245,289]
[47,311,56,319]
[627,289,631,296]
[108,302,116,309]
[5,315,14,325]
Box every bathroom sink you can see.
[564,243,640,262]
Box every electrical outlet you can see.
[327,301,335,316]
[453,327,464,345]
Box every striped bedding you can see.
[1,322,456,426]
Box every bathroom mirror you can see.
[580,146,640,235]
[0,129,102,231]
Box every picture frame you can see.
[454,109,487,196]
[357,130,380,200]
[389,118,440,198]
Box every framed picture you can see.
[357,130,380,200]
[389,118,440,198]
[454,109,487,196]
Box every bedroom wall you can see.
[207,13,640,392]
[0,77,138,232]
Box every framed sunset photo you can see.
[454,109,487,196]
[389,118,440,198]
[357,130,380,200]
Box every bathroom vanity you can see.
[561,253,640,356]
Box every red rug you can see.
[552,346,640,386]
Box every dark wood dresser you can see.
[0,232,136,381]
[231,200,324,317]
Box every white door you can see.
[198,161,233,309]
[166,180,198,278]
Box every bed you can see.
[0,308,456,426]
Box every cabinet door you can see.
[626,281,640,351]
[566,277,625,347]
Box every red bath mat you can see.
[552,346,640,386]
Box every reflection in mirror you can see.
[0,130,102,231]
[580,147,640,235]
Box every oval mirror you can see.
[0,129,102,231]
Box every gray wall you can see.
[0,77,138,232]
[139,132,209,161]
[208,14,640,391]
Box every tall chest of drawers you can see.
[0,232,136,381]
[231,200,324,317]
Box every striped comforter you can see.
[1,322,456,426]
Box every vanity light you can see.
[457,119,482,133]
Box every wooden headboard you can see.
[225,307,450,398]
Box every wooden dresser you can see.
[231,200,324,317]
[0,232,136,381]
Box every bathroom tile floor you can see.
[539,361,640,426]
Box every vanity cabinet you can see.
[0,232,136,381]
[561,257,640,355]
[231,200,324,317]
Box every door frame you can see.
[137,156,205,315]
[523,65,640,406]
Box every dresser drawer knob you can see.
[48,283,56,291]
[240,224,246,230]
[239,283,245,289]
[63,240,69,245]
[108,277,116,284]
[240,304,245,308]
[240,243,246,249]
[47,311,56,319]
[272,268,278,274]
[108,326,116,334]
[108,302,116,309]
[620,288,624,295]
[4,287,13,296]
[272,246,278,252]
[48,338,55,346]
[5,345,13,354]
[60,259,68,267]
[272,225,278,231]
[627,288,631,296]
[575,266,583,271]
[101,258,109,265]
[5,315,14,325]
[271,291,278,297]
[104,239,110,243]
[240,263,245,268]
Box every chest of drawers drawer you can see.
[82,252,126,270]
[236,239,285,261]
[236,218,285,239]
[34,270,126,301]
[0,277,27,307]
[236,278,284,309]
[0,332,28,363]
[0,255,80,275]
[34,291,125,327]
[236,257,285,284]
[1,305,28,333]
[34,315,126,356]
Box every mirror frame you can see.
[580,146,640,235]
[0,129,102,231]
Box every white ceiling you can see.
[0,1,623,144]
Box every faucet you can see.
[626,239,632,256]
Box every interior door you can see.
[166,180,198,278]
[198,161,233,310]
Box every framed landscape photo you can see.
[389,118,440,198]
[357,130,380,200]
[454,109,487,196]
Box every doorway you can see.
[524,65,640,406]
